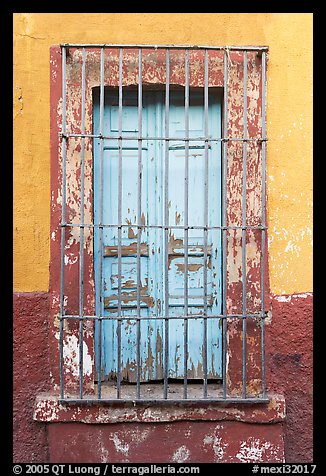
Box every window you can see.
[52,45,268,403]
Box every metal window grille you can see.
[58,44,268,404]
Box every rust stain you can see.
[121,358,137,383]
[126,219,136,239]
[167,233,184,269]
[175,263,203,273]
[156,298,162,315]
[246,378,263,396]
[155,329,163,377]
[128,228,136,239]
[123,279,137,289]
[143,328,155,380]
[175,211,181,225]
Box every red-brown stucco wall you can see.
[13,291,313,463]
[13,293,51,462]
[47,420,285,463]
[267,293,313,462]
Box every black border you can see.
[6,5,321,473]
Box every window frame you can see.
[49,44,269,404]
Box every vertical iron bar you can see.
[261,50,267,398]
[136,48,142,399]
[117,48,123,399]
[59,45,67,400]
[242,50,248,399]
[79,47,86,399]
[164,49,170,399]
[97,47,105,400]
[183,49,189,399]
[203,49,209,398]
[222,49,229,399]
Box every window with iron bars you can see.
[54,44,268,403]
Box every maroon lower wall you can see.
[13,293,51,462]
[48,421,285,463]
[13,291,313,463]
[267,293,313,462]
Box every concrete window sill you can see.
[34,392,285,424]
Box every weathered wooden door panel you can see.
[166,91,222,379]
[94,88,222,382]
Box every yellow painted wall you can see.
[13,13,312,295]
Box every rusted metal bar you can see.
[222,48,228,399]
[59,44,268,403]
[78,47,86,400]
[136,48,143,400]
[64,223,268,231]
[59,45,67,400]
[60,43,269,51]
[117,48,123,399]
[261,50,267,398]
[62,132,267,142]
[164,48,170,400]
[242,50,248,399]
[203,49,209,399]
[183,49,189,399]
[61,313,264,321]
[59,397,270,405]
[97,46,105,400]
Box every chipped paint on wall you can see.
[274,292,312,303]
[235,437,284,463]
[203,427,229,461]
[63,334,93,378]
[111,434,129,457]
[172,445,191,463]
[46,418,285,462]
[34,392,286,423]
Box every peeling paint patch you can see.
[63,335,93,377]
[274,292,312,303]
[172,445,190,463]
[235,437,279,463]
[64,253,78,265]
[203,429,229,462]
[34,398,60,422]
[274,295,292,303]
[111,434,129,456]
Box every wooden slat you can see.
[168,244,212,256]
[104,293,154,309]
[104,243,149,257]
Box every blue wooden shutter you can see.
[93,88,222,382]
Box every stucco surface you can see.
[267,292,313,462]
[13,13,312,295]
[13,13,313,464]
[48,420,285,463]
[13,292,51,462]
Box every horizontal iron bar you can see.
[60,133,268,142]
[59,397,270,404]
[59,313,266,321]
[60,44,269,51]
[61,223,267,230]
